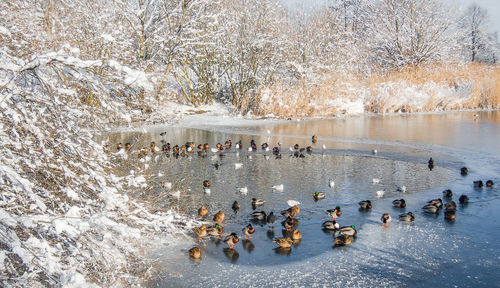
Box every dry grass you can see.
[252,63,500,117]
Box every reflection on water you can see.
[99,111,500,287]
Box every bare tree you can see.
[459,4,498,63]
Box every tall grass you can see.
[252,63,500,118]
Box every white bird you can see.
[164,182,172,190]
[187,146,192,152]
[328,179,335,188]
[397,185,407,192]
[204,187,211,195]
[272,184,284,192]
[248,147,252,152]
[211,148,218,153]
[170,190,181,199]
[322,144,326,150]
[289,147,294,152]
[235,143,240,149]
[235,163,243,170]
[372,149,378,155]
[372,178,380,184]
[376,190,385,197]
[238,187,248,195]
[287,200,300,207]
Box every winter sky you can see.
[280,0,500,34]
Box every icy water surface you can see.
[103,111,500,287]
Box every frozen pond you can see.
[103,111,500,287]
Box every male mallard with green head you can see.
[399,212,415,222]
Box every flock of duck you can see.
[116,135,495,261]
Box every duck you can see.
[125,143,131,151]
[188,247,201,259]
[444,201,457,212]
[117,142,123,151]
[251,211,267,221]
[312,135,318,143]
[473,180,483,188]
[458,194,469,203]
[251,198,265,207]
[392,199,406,208]
[293,144,300,150]
[322,220,340,230]
[223,233,239,249]
[422,203,440,214]
[272,146,280,155]
[232,201,240,212]
[313,192,326,200]
[213,161,221,169]
[283,217,296,231]
[203,143,210,151]
[460,167,468,175]
[442,189,453,198]
[339,225,357,237]
[198,205,208,217]
[334,234,352,246]
[194,225,208,240]
[444,210,456,221]
[396,185,407,192]
[358,200,372,210]
[206,224,224,236]
[327,206,342,219]
[267,212,276,226]
[306,146,313,152]
[427,198,443,208]
[213,211,225,224]
[381,213,391,227]
[234,163,243,170]
[238,187,248,195]
[281,206,300,218]
[197,144,203,150]
[291,229,302,240]
[261,143,269,150]
[242,224,255,239]
[203,180,211,188]
[399,212,415,222]
[272,184,284,192]
[376,190,385,197]
[428,157,434,167]
[225,140,232,149]
[273,237,293,248]
[250,140,257,150]
[486,180,494,187]
[235,140,242,149]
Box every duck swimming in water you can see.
[442,189,453,198]
[313,192,326,200]
[339,225,357,237]
[399,212,415,222]
[474,180,483,188]
[444,210,456,221]
[327,206,342,219]
[486,180,494,187]
[444,201,456,212]
[251,211,267,221]
[422,203,440,214]
[459,195,469,203]
[358,200,372,210]
[267,212,276,226]
[460,167,468,175]
[427,198,443,208]
[334,234,352,246]
[232,201,240,212]
[322,220,340,230]
[251,198,265,207]
[203,180,211,188]
[392,199,406,208]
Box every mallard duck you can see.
[117,142,123,151]
[198,205,208,217]
[188,247,201,259]
[392,199,406,208]
[399,212,415,222]
[358,200,372,209]
[213,161,221,169]
[194,225,207,240]
[306,146,313,152]
[291,229,302,240]
[124,143,131,151]
[232,201,240,212]
[242,224,255,239]
[444,210,456,221]
[339,225,357,237]
[267,212,276,226]
[322,220,340,230]
[291,205,300,216]
[203,143,210,151]
[313,192,326,200]
[251,211,267,221]
[474,180,483,188]
[458,195,469,203]
[283,217,296,231]
[327,206,342,219]
[251,198,265,206]
[261,143,269,150]
[225,140,232,149]
[197,144,203,150]
[444,201,456,212]
[293,144,300,150]
[397,185,407,192]
[250,140,257,150]
[206,224,224,236]
[486,180,494,187]
[381,213,391,227]
[281,205,300,218]
[273,237,293,248]
[203,180,211,188]
[422,203,440,214]
[312,135,318,143]
[428,157,434,169]
[162,143,170,152]
[213,211,225,224]
[272,146,280,155]
[334,234,351,246]
[442,189,453,198]
[427,198,443,208]
[224,233,239,249]
[460,167,468,175]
